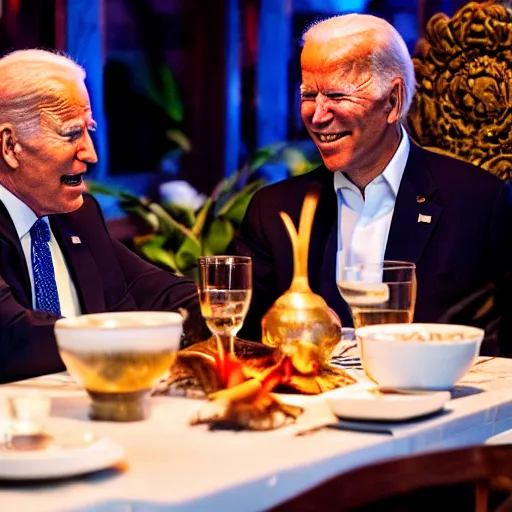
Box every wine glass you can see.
[198,256,252,354]
[337,259,417,329]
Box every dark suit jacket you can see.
[0,194,207,383]
[234,144,512,356]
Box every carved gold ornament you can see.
[407,1,512,180]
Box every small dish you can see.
[0,419,125,480]
[323,382,451,421]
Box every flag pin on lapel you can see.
[71,236,81,244]
[418,213,432,224]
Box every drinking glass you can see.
[198,256,252,354]
[337,260,416,329]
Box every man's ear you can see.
[386,78,403,124]
[0,124,20,169]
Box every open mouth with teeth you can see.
[60,173,85,186]
[315,131,350,143]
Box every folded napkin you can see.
[275,394,339,436]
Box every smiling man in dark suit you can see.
[0,49,208,383]
[234,14,512,356]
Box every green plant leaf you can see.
[210,176,230,201]
[203,217,235,255]
[159,65,184,122]
[175,235,201,272]
[135,236,180,274]
[166,130,191,152]
[280,148,322,176]
[87,181,120,197]
[148,203,200,245]
[218,179,265,223]
[125,204,160,231]
[161,202,196,230]
[87,181,140,202]
[143,63,184,123]
[249,144,284,171]
[192,197,213,237]
[302,160,322,174]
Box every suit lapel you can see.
[50,214,106,313]
[314,145,442,323]
[0,202,32,303]
[385,144,442,264]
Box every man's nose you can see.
[311,96,333,125]
[78,131,98,164]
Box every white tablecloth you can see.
[1,357,512,512]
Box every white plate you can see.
[485,429,512,445]
[323,382,451,421]
[0,418,125,480]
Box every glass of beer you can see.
[198,256,252,354]
[337,260,416,328]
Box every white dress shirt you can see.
[334,126,410,278]
[0,184,81,317]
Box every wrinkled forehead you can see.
[39,76,92,123]
[301,35,375,76]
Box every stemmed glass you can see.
[337,260,417,329]
[198,256,252,354]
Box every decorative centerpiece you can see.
[261,185,343,366]
[157,187,355,430]
[407,1,512,180]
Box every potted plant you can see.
[89,143,320,281]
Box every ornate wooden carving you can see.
[407,1,512,180]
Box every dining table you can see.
[1,356,512,512]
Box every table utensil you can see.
[356,323,484,390]
[54,311,183,421]
[198,256,252,354]
[337,260,416,328]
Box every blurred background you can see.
[0,0,484,224]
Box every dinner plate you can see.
[0,418,125,480]
[323,382,451,421]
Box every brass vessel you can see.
[261,187,342,367]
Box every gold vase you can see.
[261,186,342,369]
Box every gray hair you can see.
[302,14,416,123]
[0,49,86,138]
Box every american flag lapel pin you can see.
[71,236,81,244]
[417,213,432,224]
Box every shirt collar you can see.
[333,125,410,197]
[0,183,40,239]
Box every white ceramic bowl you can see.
[54,311,183,421]
[356,323,484,390]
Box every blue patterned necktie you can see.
[30,218,61,316]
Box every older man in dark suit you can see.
[0,49,207,383]
[234,14,512,356]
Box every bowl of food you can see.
[54,311,183,421]
[355,323,484,390]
